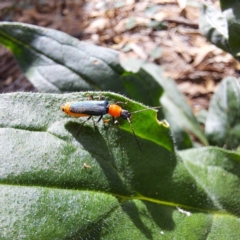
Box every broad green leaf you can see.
[0,21,126,93]
[142,63,208,148]
[221,0,240,59]
[122,59,208,148]
[199,4,231,54]
[0,22,163,107]
[1,92,239,239]
[178,146,240,239]
[196,109,208,125]
[121,59,163,106]
[178,147,240,217]
[205,77,240,149]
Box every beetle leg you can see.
[97,115,103,122]
[86,94,94,100]
[76,116,92,136]
[91,115,103,126]
[112,117,119,125]
[98,94,104,100]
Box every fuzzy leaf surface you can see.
[0,93,239,239]
[0,22,162,107]
[199,4,230,53]
[205,77,240,149]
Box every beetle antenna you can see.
[131,106,162,114]
[127,117,142,151]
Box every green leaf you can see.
[0,22,126,93]
[199,4,231,53]
[178,146,240,239]
[1,92,239,239]
[202,0,240,60]
[146,64,208,147]
[121,59,163,106]
[122,59,208,148]
[220,0,240,59]
[205,77,240,149]
[178,147,240,217]
[0,22,163,107]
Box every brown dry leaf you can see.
[126,0,135,4]
[192,45,218,67]
[177,27,201,36]
[88,11,105,18]
[0,2,13,10]
[153,0,178,3]
[114,19,127,33]
[212,53,233,63]
[178,81,210,96]
[112,36,130,50]
[169,28,192,63]
[134,1,150,12]
[84,18,109,33]
[234,59,240,70]
[114,17,150,33]
[176,0,187,10]
[197,85,210,95]
[16,9,52,26]
[205,77,215,92]
[152,12,168,21]
[128,43,148,59]
[3,76,13,86]
[178,81,193,94]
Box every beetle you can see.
[61,97,160,151]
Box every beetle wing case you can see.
[70,100,109,116]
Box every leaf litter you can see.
[0,0,239,115]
